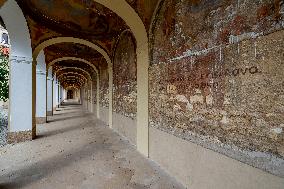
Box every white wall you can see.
[36,50,46,118]
[47,67,53,114]
[1,0,33,132]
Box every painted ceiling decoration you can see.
[53,60,97,79]
[17,0,127,38]
[56,68,90,86]
[44,43,106,68]
[16,0,129,53]
[8,0,159,88]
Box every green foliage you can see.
[0,55,9,102]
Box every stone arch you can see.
[49,57,100,118]
[48,57,99,74]
[60,75,86,88]
[57,73,88,84]
[0,0,32,57]
[112,29,133,59]
[33,37,111,124]
[55,67,94,113]
[66,86,80,90]
[55,67,92,81]
[93,0,149,156]
[0,0,36,138]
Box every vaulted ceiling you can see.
[13,0,160,88]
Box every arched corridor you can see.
[0,102,184,189]
[0,0,284,188]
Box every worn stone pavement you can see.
[0,102,185,189]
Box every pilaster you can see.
[8,55,34,143]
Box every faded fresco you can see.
[17,0,128,53]
[27,17,60,49]
[44,43,104,69]
[113,31,137,119]
[150,0,284,164]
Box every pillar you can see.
[32,59,36,139]
[60,87,65,102]
[90,81,93,113]
[35,51,46,124]
[97,74,100,119]
[57,82,60,107]
[108,65,113,128]
[8,56,35,143]
[53,76,58,111]
[46,67,53,116]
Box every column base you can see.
[7,131,32,144]
[36,117,46,124]
[47,111,53,116]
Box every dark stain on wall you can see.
[113,31,137,119]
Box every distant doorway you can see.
[67,90,73,99]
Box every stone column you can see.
[90,81,93,113]
[36,58,46,124]
[108,65,113,128]
[57,82,60,107]
[79,89,82,104]
[60,86,64,103]
[97,74,100,119]
[8,56,34,143]
[85,86,88,110]
[53,76,58,111]
[32,59,36,139]
[46,67,53,116]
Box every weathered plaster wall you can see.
[92,79,97,105]
[99,68,109,108]
[150,0,284,176]
[113,31,137,119]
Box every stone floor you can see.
[0,102,185,189]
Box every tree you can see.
[0,54,9,102]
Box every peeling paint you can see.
[150,0,284,176]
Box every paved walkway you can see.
[0,102,184,189]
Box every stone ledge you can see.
[7,131,32,144]
[36,117,46,124]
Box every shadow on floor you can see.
[37,120,93,139]
[0,133,112,189]
[47,113,88,123]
